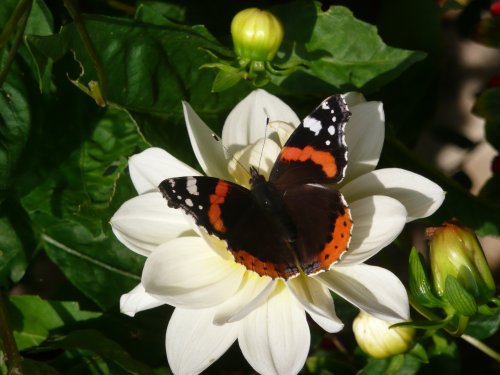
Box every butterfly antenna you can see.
[211,133,250,179]
[257,116,270,174]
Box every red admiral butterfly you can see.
[159,95,353,279]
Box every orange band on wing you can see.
[231,249,299,279]
[208,181,230,233]
[302,208,352,275]
[281,146,337,177]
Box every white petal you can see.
[342,92,366,107]
[239,283,310,375]
[120,284,163,317]
[343,102,385,183]
[222,89,300,154]
[288,276,343,333]
[227,138,281,185]
[268,120,296,147]
[340,196,407,266]
[213,273,276,325]
[110,192,193,256]
[341,168,445,222]
[142,237,245,308]
[129,148,200,194]
[166,307,238,375]
[183,102,233,180]
[317,264,410,322]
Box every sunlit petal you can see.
[166,307,238,375]
[239,283,309,375]
[228,138,281,185]
[120,283,163,317]
[343,101,384,183]
[342,92,366,107]
[183,102,233,180]
[129,148,200,194]
[142,237,245,308]
[341,195,407,265]
[111,192,193,256]
[222,89,300,155]
[317,264,410,322]
[288,276,343,333]
[341,168,445,222]
[268,120,296,147]
[213,273,276,325]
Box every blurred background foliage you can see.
[0,0,499,374]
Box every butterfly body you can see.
[160,95,353,279]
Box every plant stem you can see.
[105,0,136,15]
[0,291,23,374]
[63,0,107,103]
[461,334,500,362]
[0,0,32,48]
[0,0,32,88]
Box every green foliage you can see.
[0,0,498,374]
[6,295,101,350]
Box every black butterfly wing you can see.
[270,95,351,190]
[282,183,352,275]
[159,176,298,279]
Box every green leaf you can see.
[26,13,233,115]
[444,276,478,317]
[359,354,422,375]
[391,320,448,331]
[408,248,443,308]
[306,349,354,375]
[6,295,101,350]
[464,312,500,339]
[272,1,425,95]
[0,51,32,199]
[212,70,243,92]
[21,107,146,309]
[0,201,30,284]
[25,8,250,163]
[47,330,152,375]
[18,359,61,375]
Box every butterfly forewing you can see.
[159,176,299,279]
[270,95,351,190]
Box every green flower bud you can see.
[353,311,415,359]
[231,8,284,62]
[428,220,496,304]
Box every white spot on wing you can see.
[304,116,322,136]
[321,101,330,110]
[177,195,182,200]
[325,140,331,146]
[198,205,203,210]
[327,125,335,135]
[186,177,199,196]
[185,198,194,207]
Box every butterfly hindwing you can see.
[282,183,352,275]
[270,95,351,189]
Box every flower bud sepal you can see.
[201,8,305,92]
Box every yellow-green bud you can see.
[428,220,495,304]
[231,8,284,62]
[353,312,415,359]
